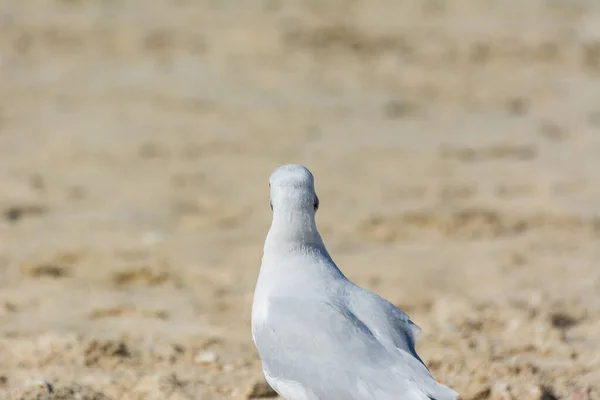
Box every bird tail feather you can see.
[426,383,459,400]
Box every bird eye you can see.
[314,196,319,212]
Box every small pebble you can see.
[223,364,235,373]
[195,350,218,364]
[492,381,511,399]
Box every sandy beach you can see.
[0,0,599,399]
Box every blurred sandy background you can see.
[1,0,600,399]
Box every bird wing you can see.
[345,285,424,358]
[254,297,452,400]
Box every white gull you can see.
[252,164,458,400]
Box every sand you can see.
[0,0,599,399]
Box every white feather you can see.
[252,164,458,400]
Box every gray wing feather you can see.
[345,286,425,362]
[254,297,451,400]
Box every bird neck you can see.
[264,209,324,253]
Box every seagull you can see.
[251,164,459,400]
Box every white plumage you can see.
[252,164,458,400]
